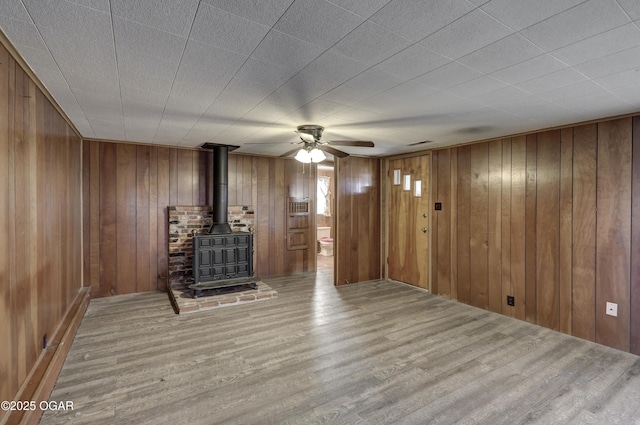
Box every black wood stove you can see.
[190,144,257,297]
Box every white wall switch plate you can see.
[606,302,618,317]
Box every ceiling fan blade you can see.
[280,147,301,158]
[243,141,298,145]
[321,145,349,158]
[407,140,433,146]
[327,140,374,147]
[296,131,316,142]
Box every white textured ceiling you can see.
[2,0,640,156]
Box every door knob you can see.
[421,228,427,233]
[422,213,427,218]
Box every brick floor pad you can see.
[168,281,277,314]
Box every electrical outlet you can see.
[507,295,515,306]
[606,302,618,317]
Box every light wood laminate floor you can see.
[41,273,640,424]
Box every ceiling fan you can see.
[279,124,374,163]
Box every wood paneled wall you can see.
[632,116,640,355]
[335,156,381,285]
[431,116,640,354]
[254,156,317,276]
[0,44,83,408]
[83,140,208,297]
[83,148,319,296]
[227,153,255,207]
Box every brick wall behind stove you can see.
[229,205,255,231]
[168,205,255,287]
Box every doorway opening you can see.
[316,163,334,281]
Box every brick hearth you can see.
[168,281,277,314]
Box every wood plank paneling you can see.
[156,147,170,291]
[336,157,350,285]
[27,73,41,374]
[238,154,246,204]
[632,116,640,355]
[336,156,381,285]
[7,69,16,388]
[84,143,212,296]
[449,149,457,301]
[192,150,201,205]
[44,98,57,330]
[525,134,537,323]
[8,58,20,389]
[242,155,253,206]
[59,119,69,314]
[572,123,597,341]
[430,153,439,294]
[428,115,640,354]
[536,130,561,330]
[0,42,83,419]
[488,140,502,313]
[99,143,117,297]
[82,138,90,287]
[511,136,526,320]
[354,159,366,279]
[255,157,270,277]
[0,43,12,402]
[251,158,258,270]
[137,146,151,293]
[559,128,573,335]
[371,158,384,280]
[198,150,207,205]
[14,63,32,383]
[267,158,276,276]
[67,129,82,306]
[35,90,48,372]
[501,139,513,317]
[469,143,488,309]
[228,153,238,205]
[274,159,285,275]
[169,148,178,206]
[177,149,192,205]
[456,146,471,304]
[117,144,137,295]
[149,147,159,292]
[595,118,632,351]
[437,150,451,297]
[88,141,100,297]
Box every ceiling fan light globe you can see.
[310,148,326,163]
[295,148,312,163]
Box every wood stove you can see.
[190,144,257,297]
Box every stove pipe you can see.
[209,145,232,234]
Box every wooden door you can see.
[388,154,430,289]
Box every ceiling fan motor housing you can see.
[297,124,324,140]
